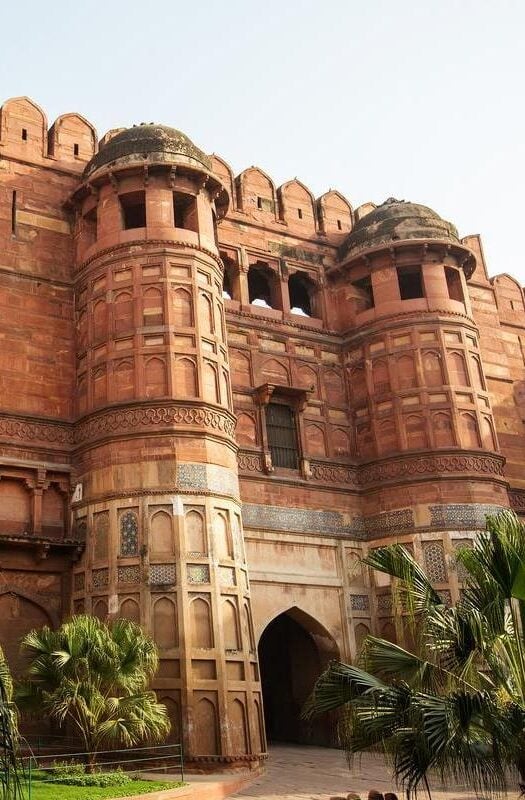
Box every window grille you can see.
[266,403,298,469]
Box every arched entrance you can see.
[258,607,339,746]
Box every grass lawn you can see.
[28,778,185,799]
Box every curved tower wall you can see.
[332,237,508,641]
[70,153,265,763]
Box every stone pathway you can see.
[230,744,508,800]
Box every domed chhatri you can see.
[339,197,461,263]
[84,123,212,179]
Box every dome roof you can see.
[339,198,461,262]
[84,123,212,179]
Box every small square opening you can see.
[173,192,198,232]
[74,143,79,156]
[397,265,424,300]
[352,275,375,310]
[445,266,464,302]
[21,128,27,141]
[120,191,146,230]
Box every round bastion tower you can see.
[331,199,509,641]
[70,125,265,765]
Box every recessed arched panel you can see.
[114,291,134,335]
[448,352,469,387]
[114,360,134,400]
[0,480,31,534]
[145,357,167,398]
[372,360,390,394]
[253,698,264,753]
[305,423,326,457]
[229,698,248,754]
[143,287,164,327]
[203,362,219,403]
[470,355,485,390]
[185,510,206,555]
[93,300,108,342]
[460,412,481,448]
[377,418,397,455]
[397,354,417,389]
[350,365,367,404]
[174,357,197,397]
[223,599,240,650]
[324,369,345,405]
[405,414,428,450]
[243,603,255,651]
[154,597,178,650]
[332,428,351,457]
[261,359,289,386]
[191,597,213,649]
[161,696,181,743]
[150,511,173,554]
[173,288,193,327]
[423,351,443,387]
[93,597,108,620]
[433,412,455,447]
[199,292,214,335]
[93,367,107,406]
[194,696,219,755]
[380,622,397,643]
[354,622,370,653]
[236,412,258,446]
[213,512,233,559]
[120,597,140,623]
[356,423,374,459]
[297,364,318,396]
[481,416,496,450]
[230,350,251,387]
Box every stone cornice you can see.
[358,451,506,489]
[237,448,506,491]
[0,413,73,447]
[74,401,237,448]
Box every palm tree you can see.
[17,615,170,767]
[0,645,24,799]
[305,510,525,798]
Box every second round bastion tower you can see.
[69,124,264,763]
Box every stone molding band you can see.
[0,414,73,446]
[238,449,506,489]
[74,402,237,446]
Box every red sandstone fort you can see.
[0,95,524,763]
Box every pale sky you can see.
[2,0,524,283]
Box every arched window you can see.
[288,272,316,317]
[248,263,279,309]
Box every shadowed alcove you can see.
[257,607,339,746]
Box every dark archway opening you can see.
[258,609,338,746]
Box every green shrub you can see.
[49,760,86,778]
[49,766,132,787]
